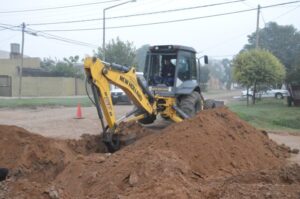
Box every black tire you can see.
[275,93,283,99]
[287,96,293,107]
[112,98,117,105]
[178,91,202,117]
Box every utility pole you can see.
[18,22,25,98]
[102,10,106,61]
[253,5,261,105]
[255,4,261,49]
[102,0,136,61]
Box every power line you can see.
[0,23,15,26]
[240,1,255,9]
[27,0,245,26]
[260,12,267,26]
[35,0,300,32]
[34,31,99,48]
[0,24,21,31]
[201,30,250,53]
[0,25,15,31]
[272,4,300,20]
[3,24,99,48]
[0,23,98,48]
[2,1,300,50]
[201,2,300,54]
[39,34,98,48]
[0,0,121,14]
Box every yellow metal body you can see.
[157,97,183,123]
[84,57,182,130]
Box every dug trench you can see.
[0,107,300,198]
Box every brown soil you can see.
[0,107,299,199]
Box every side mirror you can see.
[204,55,208,64]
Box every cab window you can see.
[177,51,197,81]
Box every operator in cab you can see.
[161,57,176,86]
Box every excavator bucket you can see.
[103,121,141,152]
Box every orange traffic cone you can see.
[75,103,83,119]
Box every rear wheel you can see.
[287,96,293,107]
[178,91,202,117]
[275,93,283,99]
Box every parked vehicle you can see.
[241,88,289,99]
[110,72,144,105]
[111,85,131,105]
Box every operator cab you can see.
[144,45,198,96]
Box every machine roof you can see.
[149,45,196,53]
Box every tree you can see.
[135,44,150,72]
[199,65,210,91]
[207,59,226,89]
[233,49,285,104]
[221,58,232,90]
[40,56,84,78]
[289,55,300,84]
[63,55,80,64]
[204,58,233,90]
[54,56,83,78]
[209,59,232,89]
[40,57,56,71]
[95,37,136,67]
[243,22,300,83]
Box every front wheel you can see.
[178,91,202,118]
[112,98,117,105]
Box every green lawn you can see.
[228,98,300,133]
[0,97,93,108]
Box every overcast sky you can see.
[0,0,299,61]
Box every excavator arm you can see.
[84,57,186,152]
[84,57,160,151]
[85,57,154,124]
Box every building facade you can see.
[0,44,86,97]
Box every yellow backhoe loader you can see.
[84,45,208,152]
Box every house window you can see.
[0,75,10,87]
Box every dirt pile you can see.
[133,107,289,177]
[0,107,299,198]
[0,125,67,183]
[0,125,108,198]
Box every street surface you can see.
[0,89,299,164]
